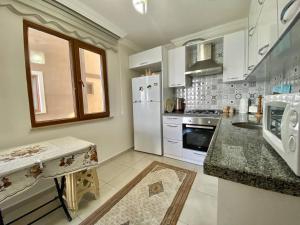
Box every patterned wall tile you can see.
[175,40,299,110]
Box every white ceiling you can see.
[61,0,251,49]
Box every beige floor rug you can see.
[80,161,197,225]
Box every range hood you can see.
[185,43,223,76]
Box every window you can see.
[23,21,109,127]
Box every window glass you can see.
[27,28,77,122]
[24,21,110,127]
[78,48,106,114]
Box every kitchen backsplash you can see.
[175,41,266,110]
[175,75,265,110]
[268,55,300,94]
[175,36,300,111]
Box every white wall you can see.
[0,7,135,207]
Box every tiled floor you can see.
[4,150,218,225]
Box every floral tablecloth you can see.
[0,137,99,204]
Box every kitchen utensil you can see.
[175,98,185,112]
[165,99,175,113]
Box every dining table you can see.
[0,137,99,225]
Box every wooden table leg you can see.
[65,173,78,212]
[65,168,100,212]
[91,169,100,199]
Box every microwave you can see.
[263,93,300,176]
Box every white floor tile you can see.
[97,160,130,183]
[179,189,218,225]
[107,167,142,190]
[4,150,218,225]
[192,172,218,197]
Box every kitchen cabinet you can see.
[129,46,162,69]
[163,116,182,125]
[249,0,264,29]
[256,0,278,61]
[182,149,206,165]
[163,123,182,140]
[163,139,182,158]
[223,30,248,82]
[277,0,300,35]
[163,115,183,159]
[248,27,258,73]
[168,46,186,87]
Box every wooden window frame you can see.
[23,20,110,128]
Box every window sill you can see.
[30,116,114,131]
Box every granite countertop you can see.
[204,114,300,197]
[163,112,221,118]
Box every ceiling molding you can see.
[55,0,127,38]
[118,38,143,53]
[0,0,119,52]
[171,18,248,46]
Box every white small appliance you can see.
[239,98,249,114]
[132,75,162,155]
[263,93,300,176]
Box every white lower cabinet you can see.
[163,139,182,158]
[163,123,182,140]
[163,115,206,165]
[182,149,206,165]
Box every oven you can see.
[182,117,219,152]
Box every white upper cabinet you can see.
[168,46,186,87]
[129,46,162,69]
[249,0,264,29]
[256,0,278,61]
[223,30,248,82]
[277,0,300,35]
[248,26,259,72]
[247,0,299,74]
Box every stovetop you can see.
[184,109,222,116]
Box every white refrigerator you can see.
[132,74,162,155]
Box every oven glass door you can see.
[183,124,215,152]
[267,106,285,139]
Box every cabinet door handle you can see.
[248,65,255,71]
[258,44,270,56]
[167,125,178,127]
[257,0,264,5]
[167,140,178,144]
[249,26,255,37]
[280,0,297,24]
[193,152,202,156]
[140,62,148,65]
[227,77,238,81]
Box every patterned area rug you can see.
[80,161,197,225]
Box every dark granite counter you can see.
[163,112,221,118]
[204,114,300,196]
[163,112,186,117]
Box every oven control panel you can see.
[182,117,219,126]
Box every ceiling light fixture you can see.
[132,0,147,15]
